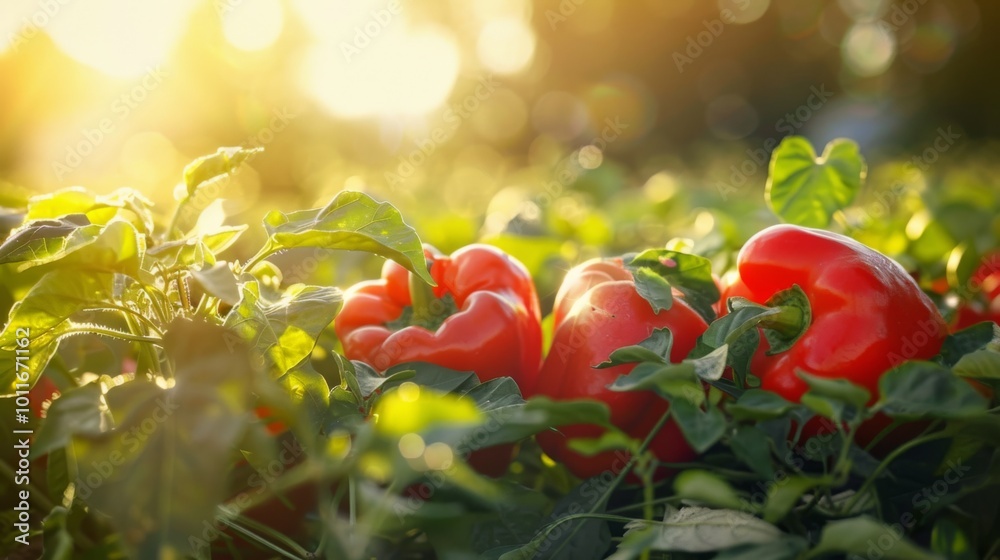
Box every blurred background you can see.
[1,0,998,300]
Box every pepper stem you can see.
[763,305,806,337]
[408,270,438,326]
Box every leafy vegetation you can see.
[0,137,998,560]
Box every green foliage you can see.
[766,137,866,228]
[0,141,998,560]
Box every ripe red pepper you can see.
[953,250,1000,331]
[534,258,709,480]
[335,244,543,389]
[729,225,949,445]
[334,244,542,477]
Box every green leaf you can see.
[596,328,673,368]
[673,470,743,510]
[608,362,702,401]
[200,225,247,254]
[670,399,726,453]
[0,215,96,265]
[620,506,782,554]
[876,361,989,420]
[277,359,331,432]
[762,476,828,523]
[607,346,724,410]
[382,362,480,395]
[183,146,262,196]
[946,243,982,298]
[695,300,771,352]
[0,180,32,209]
[931,518,976,560]
[951,350,1000,381]
[808,516,941,560]
[627,249,720,323]
[250,191,435,286]
[797,371,869,424]
[0,270,119,394]
[146,237,213,271]
[630,266,673,313]
[937,322,999,367]
[727,390,797,421]
[461,376,526,412]
[692,286,810,385]
[0,217,143,276]
[40,506,74,560]
[766,137,866,228]
[190,262,240,305]
[567,430,639,456]
[798,371,871,409]
[32,383,109,457]
[479,397,613,448]
[350,359,397,399]
[711,538,808,560]
[72,319,257,559]
[501,478,612,560]
[224,281,342,376]
[728,425,775,479]
[46,448,71,502]
[27,187,154,234]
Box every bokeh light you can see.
[841,22,897,76]
[718,0,771,25]
[299,25,460,118]
[476,17,536,75]
[0,0,990,282]
[45,0,198,77]
[222,0,285,52]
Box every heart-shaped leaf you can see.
[766,137,866,228]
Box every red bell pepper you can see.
[534,258,709,480]
[334,244,543,390]
[728,225,949,445]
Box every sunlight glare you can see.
[476,17,536,75]
[222,0,285,52]
[45,0,197,78]
[300,25,460,118]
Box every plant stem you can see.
[177,275,191,315]
[606,495,683,515]
[61,326,162,345]
[408,271,437,325]
[217,516,305,559]
[843,429,954,514]
[227,513,313,557]
[640,458,655,560]
[547,410,673,559]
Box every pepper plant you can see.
[0,138,997,560]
